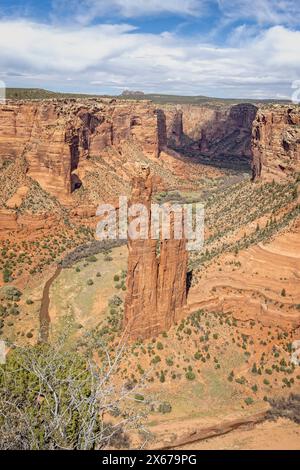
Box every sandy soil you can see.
[186,225,300,328]
[177,418,300,450]
[48,245,128,330]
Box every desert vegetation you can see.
[0,330,149,450]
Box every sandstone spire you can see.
[124,166,188,340]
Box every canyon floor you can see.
[1,167,299,449]
[0,132,300,449]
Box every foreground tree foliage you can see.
[0,335,147,450]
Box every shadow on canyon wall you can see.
[167,103,258,174]
[186,270,193,296]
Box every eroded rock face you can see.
[0,208,57,233]
[251,105,300,181]
[124,168,188,339]
[164,108,183,147]
[0,99,167,203]
[164,103,258,159]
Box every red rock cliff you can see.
[251,105,300,181]
[124,167,188,340]
[0,99,167,203]
[164,103,257,159]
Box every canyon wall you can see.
[251,105,300,181]
[1,98,298,236]
[165,102,300,181]
[0,99,167,203]
[164,103,258,159]
[124,167,188,340]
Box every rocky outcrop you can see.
[5,186,29,209]
[124,167,188,339]
[0,208,57,233]
[0,98,260,220]
[164,108,183,147]
[251,105,300,181]
[164,103,258,159]
[0,103,37,159]
[157,235,188,330]
[0,208,18,231]
[0,99,167,203]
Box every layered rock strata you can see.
[0,99,167,202]
[124,167,188,339]
[164,103,258,159]
[251,105,300,181]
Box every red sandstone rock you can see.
[164,103,257,159]
[0,99,167,203]
[251,105,300,181]
[124,167,187,340]
[0,208,18,231]
[5,186,29,209]
[157,235,188,331]
[0,208,57,233]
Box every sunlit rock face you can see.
[124,167,188,340]
[251,105,300,181]
[0,99,167,203]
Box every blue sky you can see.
[0,0,300,98]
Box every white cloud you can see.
[51,0,205,24]
[217,0,300,26]
[0,21,138,73]
[0,19,299,98]
[51,0,300,26]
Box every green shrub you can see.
[235,376,246,385]
[151,355,161,365]
[3,268,12,283]
[244,397,254,406]
[165,357,174,366]
[134,394,144,402]
[0,286,22,301]
[10,307,20,316]
[159,371,165,383]
[158,402,172,414]
[87,279,94,286]
[87,256,97,262]
[186,371,196,381]
[109,296,123,307]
